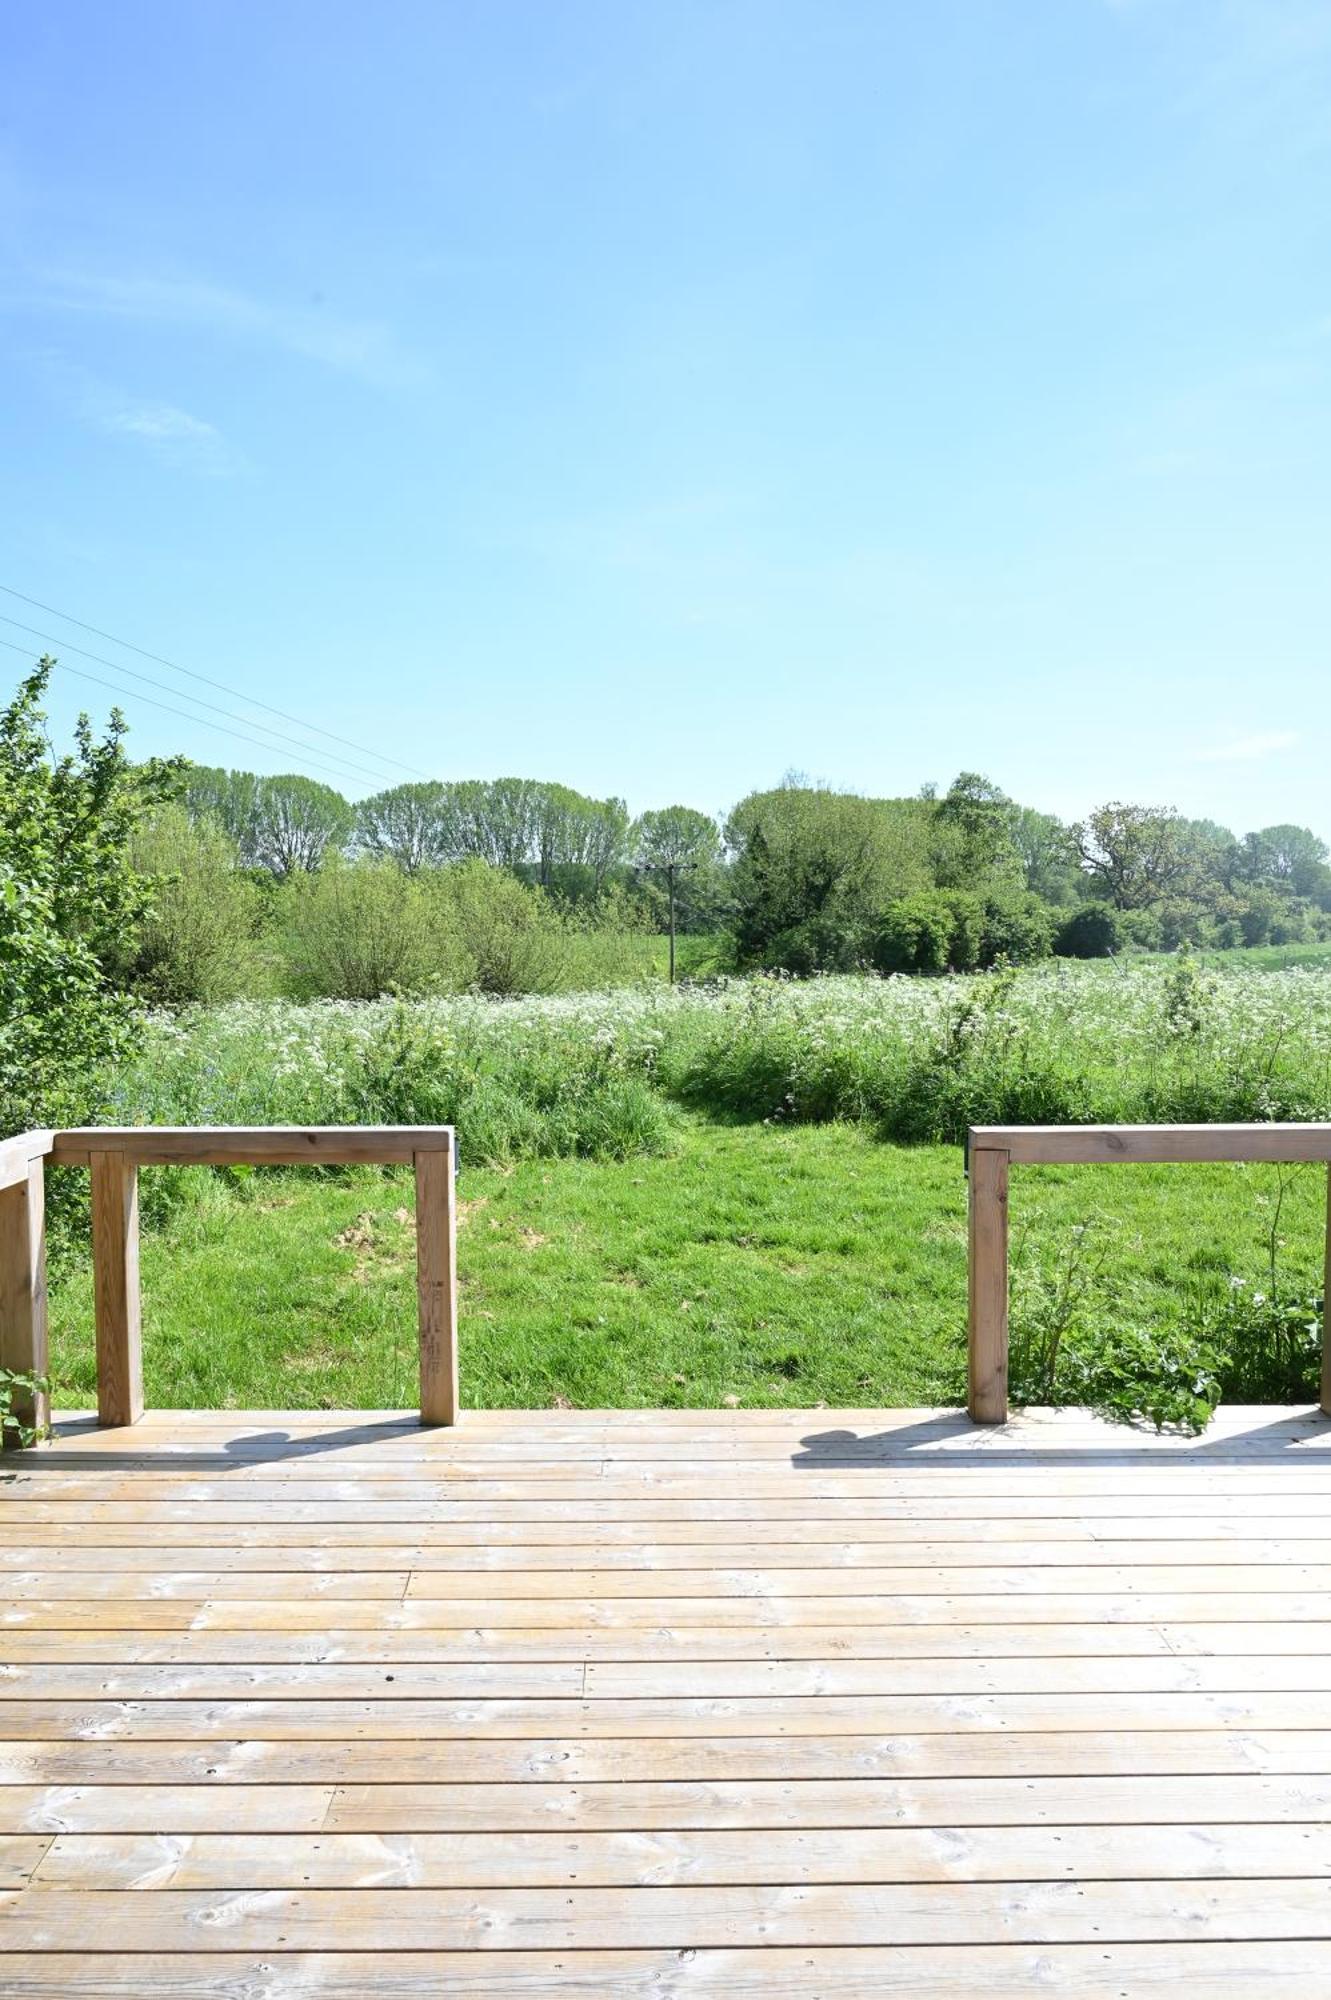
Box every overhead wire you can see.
[0,633,384,784]
[0,611,399,791]
[0,579,435,783]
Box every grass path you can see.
[47,1118,1325,1412]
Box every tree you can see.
[183,766,262,861]
[1241,825,1331,904]
[634,806,721,871]
[1011,807,1081,904]
[116,805,263,1004]
[633,807,722,981]
[931,773,1021,888]
[357,782,459,874]
[250,775,354,877]
[0,657,181,1132]
[1076,803,1188,910]
[726,786,932,966]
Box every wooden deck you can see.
[2,1404,1331,1994]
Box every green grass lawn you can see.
[46,1117,1326,1412]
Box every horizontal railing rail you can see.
[0,1126,457,1439]
[967,1122,1331,1425]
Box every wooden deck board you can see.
[1,1405,1329,1994]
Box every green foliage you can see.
[282,858,459,1000]
[356,781,457,874]
[1054,903,1124,958]
[428,859,563,996]
[875,890,1052,975]
[726,786,932,965]
[1076,802,1188,911]
[0,1368,51,1448]
[249,774,355,876]
[1011,807,1082,905]
[184,766,262,853]
[930,773,1022,889]
[874,895,955,974]
[0,657,181,1133]
[1007,1215,1221,1431]
[116,806,265,1004]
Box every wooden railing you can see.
[1,1126,458,1434]
[967,1123,1331,1425]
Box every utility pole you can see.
[640,860,697,983]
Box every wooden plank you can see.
[0,1620,1223,1663]
[0,1569,410,1600]
[89,1151,142,1429]
[8,1652,1331,1702]
[11,1535,1331,1570]
[1324,1163,1331,1418]
[968,1143,1008,1422]
[0,1787,337,1834]
[182,1591,1331,1629]
[51,1125,453,1167]
[9,1491,1331,1521]
[401,1561,1331,1597]
[971,1121,1331,1164]
[7,1944,1331,1997]
[1,1773,1328,1836]
[0,1839,48,1888]
[6,1689,1331,1739]
[30,1821,1331,1890]
[4,1729,1331,1784]
[6,1876,1331,1950]
[321,1771,1331,1831]
[0,1133,51,1195]
[0,1159,48,1441]
[416,1144,457,1427]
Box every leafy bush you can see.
[281,859,458,1000]
[874,895,954,975]
[1205,1282,1322,1403]
[0,1368,51,1448]
[980,892,1054,966]
[1054,904,1125,958]
[1,658,179,1136]
[118,806,266,1004]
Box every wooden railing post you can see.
[1322,1164,1331,1420]
[90,1150,143,1428]
[0,1156,50,1445]
[416,1137,458,1426]
[968,1142,1009,1424]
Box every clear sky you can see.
[2,0,1328,833]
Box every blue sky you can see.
[2,0,1329,832]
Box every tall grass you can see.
[102,956,1331,1164]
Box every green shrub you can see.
[1,658,179,1137]
[874,895,954,975]
[1054,904,1124,958]
[281,859,459,1000]
[119,806,266,1004]
[425,861,562,996]
[980,892,1054,967]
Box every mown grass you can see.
[46,1117,1325,1412]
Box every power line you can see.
[0,634,383,785]
[0,580,435,784]
[0,611,401,791]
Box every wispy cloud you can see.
[98,397,238,475]
[21,268,427,391]
[1192,730,1298,763]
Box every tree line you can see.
[181,762,1331,973]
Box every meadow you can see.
[42,956,1331,1426]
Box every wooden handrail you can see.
[967,1122,1331,1425]
[0,1125,457,1436]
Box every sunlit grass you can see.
[47,1118,1325,1412]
